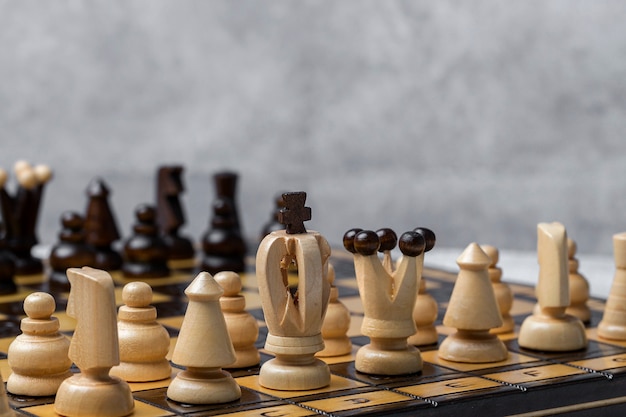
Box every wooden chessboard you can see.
[1,251,626,416]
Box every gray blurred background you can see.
[1,0,625,257]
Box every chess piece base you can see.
[110,360,171,382]
[260,356,330,391]
[167,368,241,405]
[356,342,423,375]
[54,374,134,417]
[519,312,587,351]
[316,336,352,357]
[408,325,439,347]
[597,320,626,341]
[7,370,73,397]
[491,315,515,335]
[566,304,591,324]
[228,346,260,369]
[439,330,508,363]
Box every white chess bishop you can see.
[343,227,435,376]
[256,192,332,391]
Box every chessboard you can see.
[0,251,625,417]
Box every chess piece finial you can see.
[54,267,134,417]
[257,194,331,390]
[155,166,195,269]
[122,204,170,278]
[518,223,587,351]
[344,227,433,375]
[278,192,311,234]
[408,227,439,346]
[377,228,397,274]
[215,271,260,368]
[84,177,123,271]
[167,272,241,404]
[598,233,626,340]
[439,243,508,363]
[481,244,515,334]
[111,282,171,382]
[317,264,352,357]
[7,292,72,396]
[566,238,591,323]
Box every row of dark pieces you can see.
[0,167,286,291]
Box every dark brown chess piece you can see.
[155,166,195,269]
[0,162,52,275]
[200,172,246,275]
[259,193,286,242]
[122,204,170,278]
[0,225,17,295]
[49,211,97,285]
[84,178,123,271]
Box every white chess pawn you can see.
[408,277,439,346]
[566,238,591,324]
[7,292,72,396]
[481,245,515,334]
[111,282,171,382]
[598,233,626,340]
[215,271,260,368]
[317,264,352,357]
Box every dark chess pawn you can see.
[0,234,17,295]
[49,211,96,285]
[123,204,170,279]
[201,199,246,275]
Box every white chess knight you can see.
[344,228,431,376]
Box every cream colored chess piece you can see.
[598,233,626,340]
[481,245,514,334]
[317,264,352,357]
[111,282,171,382]
[566,238,591,324]
[439,243,508,363]
[167,272,241,404]
[518,223,587,351]
[256,192,332,390]
[344,228,432,375]
[215,271,260,368]
[54,267,134,417]
[7,292,72,396]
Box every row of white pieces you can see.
[424,247,613,299]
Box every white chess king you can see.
[256,192,332,391]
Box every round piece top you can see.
[481,244,499,266]
[343,228,363,254]
[376,228,397,252]
[214,271,242,296]
[123,281,153,307]
[399,231,425,257]
[568,238,577,259]
[354,230,380,256]
[24,292,56,319]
